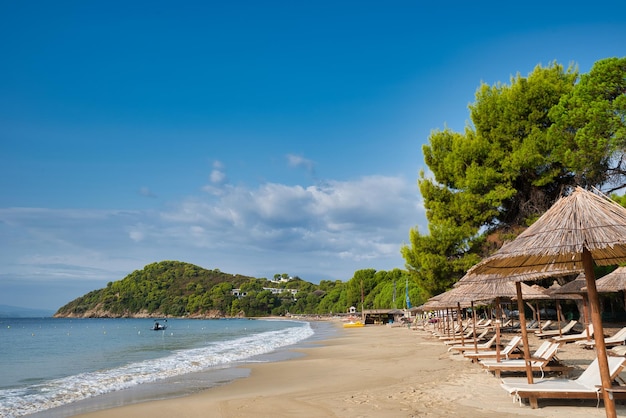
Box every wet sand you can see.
[73,321,625,418]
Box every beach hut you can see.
[466,187,626,418]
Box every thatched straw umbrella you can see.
[549,273,590,333]
[467,187,626,418]
[459,269,579,373]
[583,266,626,315]
[588,266,626,292]
[442,279,554,360]
[436,283,494,353]
[430,287,480,347]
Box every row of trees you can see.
[402,57,626,297]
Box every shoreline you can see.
[68,322,625,418]
[23,318,330,418]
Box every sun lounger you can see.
[439,327,475,341]
[481,340,551,367]
[525,319,538,330]
[447,334,497,352]
[480,342,571,378]
[577,326,626,348]
[534,320,578,338]
[612,345,626,356]
[443,328,490,345]
[463,335,522,362]
[431,323,463,337]
[500,356,626,409]
[532,320,553,334]
[550,324,594,344]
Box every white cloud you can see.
[138,187,157,198]
[286,154,315,174]
[0,173,427,308]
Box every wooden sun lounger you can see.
[480,342,572,378]
[525,319,538,330]
[463,335,522,362]
[534,320,578,338]
[577,326,626,348]
[443,328,491,345]
[439,327,475,341]
[500,356,626,409]
[447,334,497,352]
[532,320,553,334]
[550,324,594,344]
[431,324,463,337]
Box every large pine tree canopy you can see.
[402,57,626,296]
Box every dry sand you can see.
[73,321,626,418]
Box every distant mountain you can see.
[0,304,54,318]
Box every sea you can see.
[0,317,332,418]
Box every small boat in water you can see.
[152,319,167,331]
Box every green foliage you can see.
[548,57,626,190]
[404,57,626,297]
[55,261,415,318]
[55,261,253,317]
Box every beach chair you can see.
[480,342,571,378]
[481,341,551,367]
[463,335,522,362]
[534,320,577,338]
[443,328,490,345]
[577,326,626,349]
[612,345,626,356]
[532,320,553,334]
[550,324,594,344]
[439,327,475,341]
[447,333,496,352]
[500,356,626,409]
[431,323,463,338]
[524,319,538,330]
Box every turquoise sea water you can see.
[0,317,319,417]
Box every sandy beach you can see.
[73,321,626,418]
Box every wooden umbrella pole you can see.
[495,297,501,363]
[583,248,616,418]
[457,302,464,346]
[516,281,534,384]
[526,301,537,324]
[536,302,542,330]
[557,300,563,338]
[583,294,591,329]
[471,301,478,353]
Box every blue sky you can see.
[1,1,625,310]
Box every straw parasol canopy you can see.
[440,280,549,304]
[464,187,626,418]
[469,187,626,277]
[584,266,626,293]
[550,273,587,295]
[460,266,581,284]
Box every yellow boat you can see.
[343,321,365,328]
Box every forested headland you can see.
[54,260,421,318]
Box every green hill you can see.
[54,261,257,318]
[54,261,415,318]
